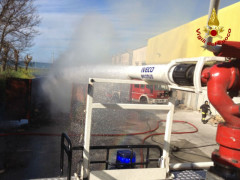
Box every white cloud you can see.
[32,0,240,63]
[33,0,196,62]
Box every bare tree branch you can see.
[0,0,40,71]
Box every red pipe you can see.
[214,41,240,58]
[202,61,240,128]
[202,40,240,168]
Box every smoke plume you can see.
[42,13,129,113]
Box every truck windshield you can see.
[154,85,168,90]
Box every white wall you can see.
[120,53,131,65]
[132,47,146,66]
[175,89,219,115]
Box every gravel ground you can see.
[0,106,218,179]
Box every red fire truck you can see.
[105,81,170,104]
[130,83,170,104]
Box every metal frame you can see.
[60,133,163,180]
[60,132,73,180]
[82,78,174,179]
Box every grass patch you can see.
[0,67,49,79]
[0,68,34,79]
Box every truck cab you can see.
[130,83,170,104]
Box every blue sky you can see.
[31,0,239,63]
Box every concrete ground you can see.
[0,108,218,180]
[167,110,218,163]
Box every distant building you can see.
[112,51,133,65]
[112,46,147,66]
[132,47,146,66]
[120,52,130,65]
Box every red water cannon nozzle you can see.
[201,41,240,178]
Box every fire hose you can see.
[0,120,198,138]
[0,119,198,169]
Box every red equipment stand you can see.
[202,41,240,179]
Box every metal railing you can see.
[60,133,163,180]
[60,133,73,180]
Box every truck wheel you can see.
[140,97,148,104]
